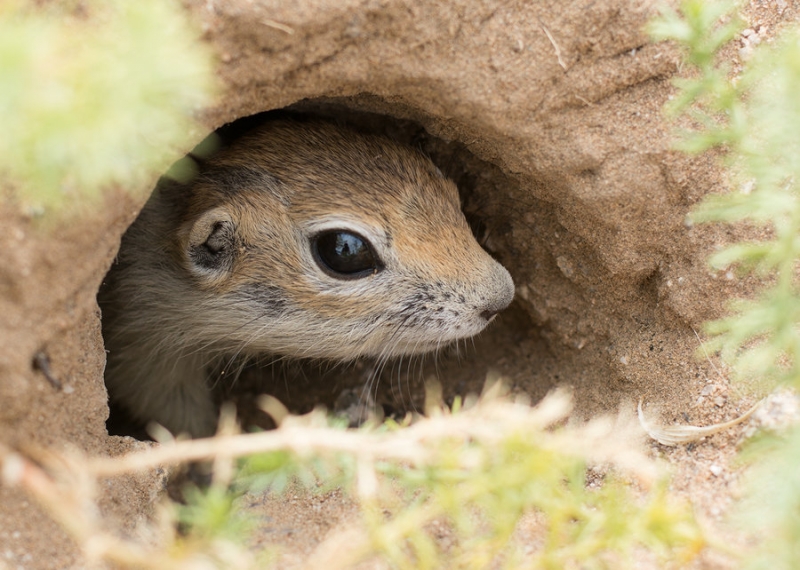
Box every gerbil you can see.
[99,119,514,437]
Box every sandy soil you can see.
[1,0,799,568]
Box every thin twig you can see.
[86,395,573,477]
[0,443,175,568]
[692,326,725,379]
[262,19,294,35]
[541,24,567,71]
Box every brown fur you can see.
[100,121,514,437]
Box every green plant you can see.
[650,1,800,568]
[649,0,800,390]
[0,0,216,213]
[1,387,703,569]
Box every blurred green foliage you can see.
[178,484,254,542]
[650,2,800,568]
[173,393,702,569]
[649,0,800,390]
[362,432,698,569]
[0,0,216,212]
[735,425,800,570]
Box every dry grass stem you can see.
[540,24,567,70]
[638,398,762,446]
[82,391,655,486]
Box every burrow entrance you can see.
[104,97,719,438]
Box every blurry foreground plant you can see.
[0,0,216,213]
[650,0,800,389]
[0,386,703,569]
[650,1,800,568]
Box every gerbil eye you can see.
[312,230,382,279]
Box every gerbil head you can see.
[162,120,514,361]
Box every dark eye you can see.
[312,230,382,278]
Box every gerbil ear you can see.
[186,207,237,275]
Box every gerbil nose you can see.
[480,308,500,321]
[478,264,515,322]
[479,298,510,322]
